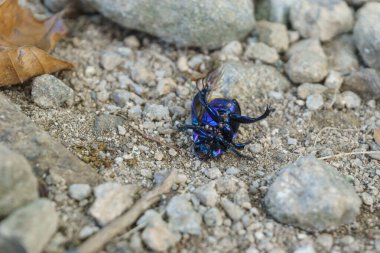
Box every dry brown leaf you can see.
[0,0,67,51]
[0,46,73,85]
[374,128,380,146]
[0,0,73,86]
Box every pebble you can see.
[0,144,38,217]
[297,83,328,100]
[143,104,170,121]
[166,195,202,235]
[203,207,223,227]
[154,152,164,161]
[324,71,343,90]
[111,90,131,107]
[323,34,359,74]
[117,125,127,135]
[0,199,59,253]
[124,35,140,48]
[285,39,328,84]
[354,2,380,69]
[306,94,324,110]
[31,74,74,108]
[216,61,291,98]
[290,0,354,41]
[255,20,289,52]
[336,91,361,109]
[226,167,241,175]
[85,0,255,49]
[131,64,155,85]
[215,176,242,194]
[194,182,219,207]
[93,114,125,133]
[343,68,380,100]
[256,0,295,24]
[89,183,137,226]
[287,137,297,145]
[316,233,334,251]
[79,225,99,239]
[100,52,123,70]
[128,105,142,119]
[221,40,243,56]
[204,167,222,179]
[264,156,361,231]
[244,42,279,64]
[68,184,91,201]
[294,244,316,253]
[156,78,176,96]
[249,143,263,153]
[268,91,284,100]
[141,213,179,252]
[221,198,244,221]
[177,56,189,72]
[361,192,374,206]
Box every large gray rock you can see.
[213,61,291,99]
[290,0,354,42]
[0,144,38,217]
[323,35,359,74]
[0,199,59,253]
[84,0,255,49]
[343,68,380,99]
[354,2,380,69]
[0,94,102,185]
[285,39,328,83]
[264,156,361,231]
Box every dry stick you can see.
[75,169,177,253]
[319,150,380,160]
[117,114,181,152]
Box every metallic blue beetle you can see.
[179,71,274,159]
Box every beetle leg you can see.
[228,145,254,160]
[230,105,274,124]
[233,141,251,150]
[197,89,223,123]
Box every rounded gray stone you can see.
[354,2,380,69]
[31,74,74,109]
[290,0,354,42]
[264,156,361,231]
[84,0,255,49]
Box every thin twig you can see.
[319,151,380,160]
[117,114,181,152]
[74,169,177,253]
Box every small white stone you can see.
[287,137,297,145]
[204,167,222,179]
[69,184,91,201]
[168,148,177,156]
[294,245,316,253]
[124,35,140,48]
[117,125,126,135]
[226,166,241,175]
[306,94,324,110]
[324,71,343,90]
[154,152,164,161]
[221,198,244,221]
[222,40,243,56]
[114,157,123,165]
[362,192,374,206]
[85,66,96,76]
[177,56,189,72]
[79,225,99,239]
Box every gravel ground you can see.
[0,1,380,253]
